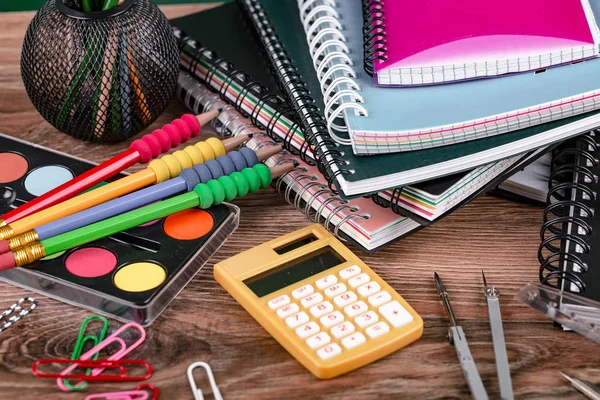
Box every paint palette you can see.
[0,133,239,326]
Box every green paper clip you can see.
[62,315,109,391]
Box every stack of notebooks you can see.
[169,0,600,252]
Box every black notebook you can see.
[540,132,600,320]
[171,3,557,227]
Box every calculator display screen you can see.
[273,234,318,255]
[243,246,346,297]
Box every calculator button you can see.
[315,275,338,289]
[355,311,379,328]
[292,284,314,300]
[285,312,309,329]
[333,291,358,307]
[301,293,323,308]
[344,301,368,317]
[296,322,321,339]
[324,283,347,298]
[366,322,390,339]
[348,273,371,288]
[357,281,381,297]
[317,343,342,360]
[379,301,414,328]
[339,265,361,280]
[368,291,392,307]
[330,321,355,339]
[310,301,334,318]
[276,303,299,318]
[268,295,290,310]
[320,311,344,328]
[341,332,366,349]
[306,332,331,349]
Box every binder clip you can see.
[188,361,223,400]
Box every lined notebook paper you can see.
[367,0,600,86]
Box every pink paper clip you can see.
[56,323,146,392]
[32,359,152,381]
[85,384,159,400]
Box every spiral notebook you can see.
[355,0,600,154]
[375,147,552,224]
[235,0,600,198]
[177,71,421,253]
[364,0,600,86]
[539,133,600,321]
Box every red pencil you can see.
[0,109,220,227]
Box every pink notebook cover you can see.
[375,0,596,72]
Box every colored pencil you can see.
[0,110,219,228]
[0,163,293,270]
[0,146,282,253]
[0,133,250,241]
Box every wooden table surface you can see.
[0,4,599,400]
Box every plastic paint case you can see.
[0,133,240,326]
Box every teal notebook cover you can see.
[238,0,600,197]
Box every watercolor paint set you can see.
[0,133,239,326]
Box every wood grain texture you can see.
[0,4,598,400]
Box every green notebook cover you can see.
[238,0,600,197]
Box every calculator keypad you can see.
[269,264,415,364]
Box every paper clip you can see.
[85,384,159,400]
[0,297,36,333]
[188,362,223,400]
[33,359,152,381]
[56,322,146,392]
[62,315,109,391]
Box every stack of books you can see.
[170,0,600,252]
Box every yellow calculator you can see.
[214,224,423,379]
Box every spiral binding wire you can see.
[173,26,308,162]
[538,130,600,292]
[298,0,368,146]
[276,166,368,240]
[238,0,355,193]
[361,0,388,76]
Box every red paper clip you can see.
[32,359,152,382]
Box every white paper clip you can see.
[188,362,223,400]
